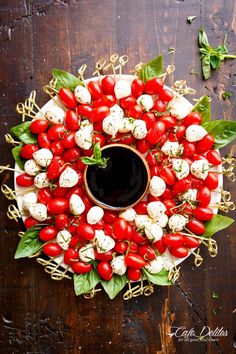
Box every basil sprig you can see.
[52,68,84,91]
[202,120,236,149]
[138,55,163,83]
[143,268,172,286]
[101,274,127,300]
[199,29,236,80]
[10,121,37,144]
[202,215,234,238]
[14,226,43,259]
[192,96,211,123]
[80,143,109,168]
[74,269,100,296]
[12,145,25,170]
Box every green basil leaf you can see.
[93,142,101,160]
[139,55,163,83]
[74,269,100,296]
[202,120,236,149]
[199,29,210,49]
[80,157,97,165]
[143,268,172,286]
[201,53,211,80]
[10,121,37,144]
[202,215,234,238]
[214,44,228,55]
[12,145,25,170]
[52,68,84,91]
[101,274,127,300]
[192,96,211,123]
[210,55,221,70]
[14,226,43,259]
[222,91,232,100]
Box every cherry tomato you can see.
[153,239,167,254]
[114,241,128,253]
[101,76,115,95]
[30,119,49,134]
[119,96,136,109]
[204,172,218,190]
[127,104,143,119]
[161,186,173,199]
[115,134,135,146]
[163,199,176,216]
[152,99,166,112]
[20,144,38,159]
[184,236,201,248]
[64,248,79,265]
[141,112,156,130]
[146,150,159,166]
[183,112,202,126]
[77,104,92,118]
[94,249,113,262]
[126,224,135,241]
[87,80,103,100]
[206,150,222,166]
[46,160,63,179]
[93,133,106,147]
[196,134,214,154]
[163,233,184,248]
[175,125,187,142]
[188,174,203,189]
[133,230,147,244]
[193,207,213,221]
[145,77,164,95]
[77,223,95,240]
[136,139,150,153]
[82,195,94,213]
[47,198,68,214]
[159,115,177,130]
[125,252,146,268]
[43,243,62,257]
[63,148,81,162]
[24,216,38,229]
[37,188,52,204]
[16,173,34,187]
[50,140,65,155]
[38,132,51,148]
[97,261,113,281]
[58,88,77,109]
[192,154,207,161]
[146,121,166,144]
[52,184,67,198]
[103,224,113,236]
[39,226,58,242]
[134,201,147,214]
[65,110,80,131]
[159,166,176,185]
[55,214,69,230]
[127,268,141,281]
[113,218,128,240]
[48,125,66,140]
[90,106,110,123]
[76,159,86,172]
[93,95,116,108]
[138,244,156,261]
[186,219,205,235]
[103,211,118,224]
[72,261,92,274]
[169,246,188,258]
[172,178,191,196]
[131,78,145,97]
[158,88,174,102]
[182,139,196,156]
[197,186,211,207]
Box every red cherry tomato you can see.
[37,188,52,204]
[127,268,141,281]
[188,174,203,189]
[131,78,145,97]
[138,244,156,261]
[134,201,147,214]
[145,77,164,95]
[125,252,146,268]
[48,125,66,140]
[142,112,157,130]
[94,249,113,262]
[38,132,51,149]
[161,186,173,199]
[43,243,62,257]
[136,139,150,153]
[182,139,196,157]
[146,150,159,166]
[77,104,92,118]
[64,248,79,265]
[133,230,147,244]
[193,207,213,221]
[76,159,86,172]
[204,172,218,190]
[24,216,38,229]
[58,88,77,109]
[159,166,176,185]
[183,112,202,126]
[90,106,110,123]
[127,104,143,119]
[114,241,128,254]
[87,80,103,100]
[186,219,205,235]
[184,236,201,248]
[47,160,64,179]
[119,96,137,109]
[152,99,166,112]
[159,115,177,130]
[50,141,65,156]
[126,224,135,241]
[197,186,211,207]
[97,261,113,281]
[146,121,166,145]
[47,198,69,214]
[20,144,38,159]
[39,226,58,242]
[113,218,128,240]
[62,131,76,149]
[63,148,81,162]
[196,134,214,154]
[163,199,176,216]
[163,233,184,248]
[172,178,191,196]
[101,76,115,95]
[169,246,188,258]
[93,95,116,108]
[93,133,106,147]
[158,88,174,102]
[52,184,67,198]
[55,214,69,230]
[103,211,118,224]
[206,150,222,166]
[65,110,80,131]
[175,125,187,142]
[153,239,167,254]
[72,261,92,274]
[30,119,49,134]
[16,173,34,187]
[77,223,95,240]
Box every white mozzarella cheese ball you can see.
[110,104,124,121]
[132,119,147,139]
[168,95,193,120]
[69,194,85,215]
[87,206,104,224]
[45,106,65,125]
[95,230,115,253]
[135,214,151,229]
[156,214,169,228]
[185,125,207,142]
[111,255,127,276]
[168,214,187,231]
[161,141,183,157]
[59,167,79,188]
[56,230,72,250]
[24,159,41,176]
[29,203,47,221]
[102,115,120,137]
[145,257,163,274]
[79,244,95,263]
[114,80,131,99]
[179,189,198,202]
[22,192,38,210]
[145,223,163,242]
[74,85,91,104]
[137,94,154,111]
[149,176,166,197]
[172,159,190,180]
[33,149,53,168]
[75,128,93,150]
[190,160,209,180]
[147,201,167,219]
[120,208,136,222]
[119,118,134,133]
[34,172,50,189]
[80,119,93,133]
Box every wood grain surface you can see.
[0,1,236,353]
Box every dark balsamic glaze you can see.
[86,146,148,208]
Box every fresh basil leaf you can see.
[222,91,232,100]
[199,29,210,49]
[202,120,236,149]
[74,269,100,296]
[214,44,228,55]
[187,16,196,24]
[93,142,101,160]
[210,55,221,70]
[192,96,211,123]
[52,68,84,91]
[202,215,234,238]
[143,268,172,286]
[101,274,127,300]
[139,55,163,83]
[79,157,97,165]
[201,53,211,80]
[12,145,25,170]
[10,121,37,144]
[14,226,43,259]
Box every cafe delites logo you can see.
[168,326,228,342]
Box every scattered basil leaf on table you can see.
[52,68,84,91]
[222,91,232,100]
[14,226,43,259]
[202,215,234,239]
[143,268,172,286]
[192,96,211,123]
[211,291,219,299]
[12,145,25,170]
[187,16,197,24]
[101,274,128,300]
[202,120,236,149]
[74,269,100,296]
[10,121,37,144]
[138,55,163,83]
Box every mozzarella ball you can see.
[179,189,198,202]
[168,214,187,231]
[119,118,134,133]
[185,125,207,142]
[191,160,209,180]
[119,208,136,222]
[145,223,163,242]
[110,104,124,121]
[168,95,193,120]
[80,119,93,132]
[22,192,38,210]
[111,255,127,276]
[34,172,50,189]
[24,159,41,176]
[95,230,115,253]
[75,128,93,150]
[45,106,65,125]
[29,203,47,221]
[114,80,131,99]
[172,159,190,180]
[147,201,167,219]
[79,244,95,263]
[156,214,169,228]
[132,119,147,139]
[69,194,85,215]
[33,148,53,168]
[161,141,183,157]
[102,115,120,137]
[56,230,72,250]
[137,94,154,111]
[87,206,104,224]
[74,85,91,104]
[145,257,163,274]
[59,167,79,188]
[149,176,166,197]
[135,214,151,229]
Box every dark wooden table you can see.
[0,1,236,353]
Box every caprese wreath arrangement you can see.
[1,54,236,300]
